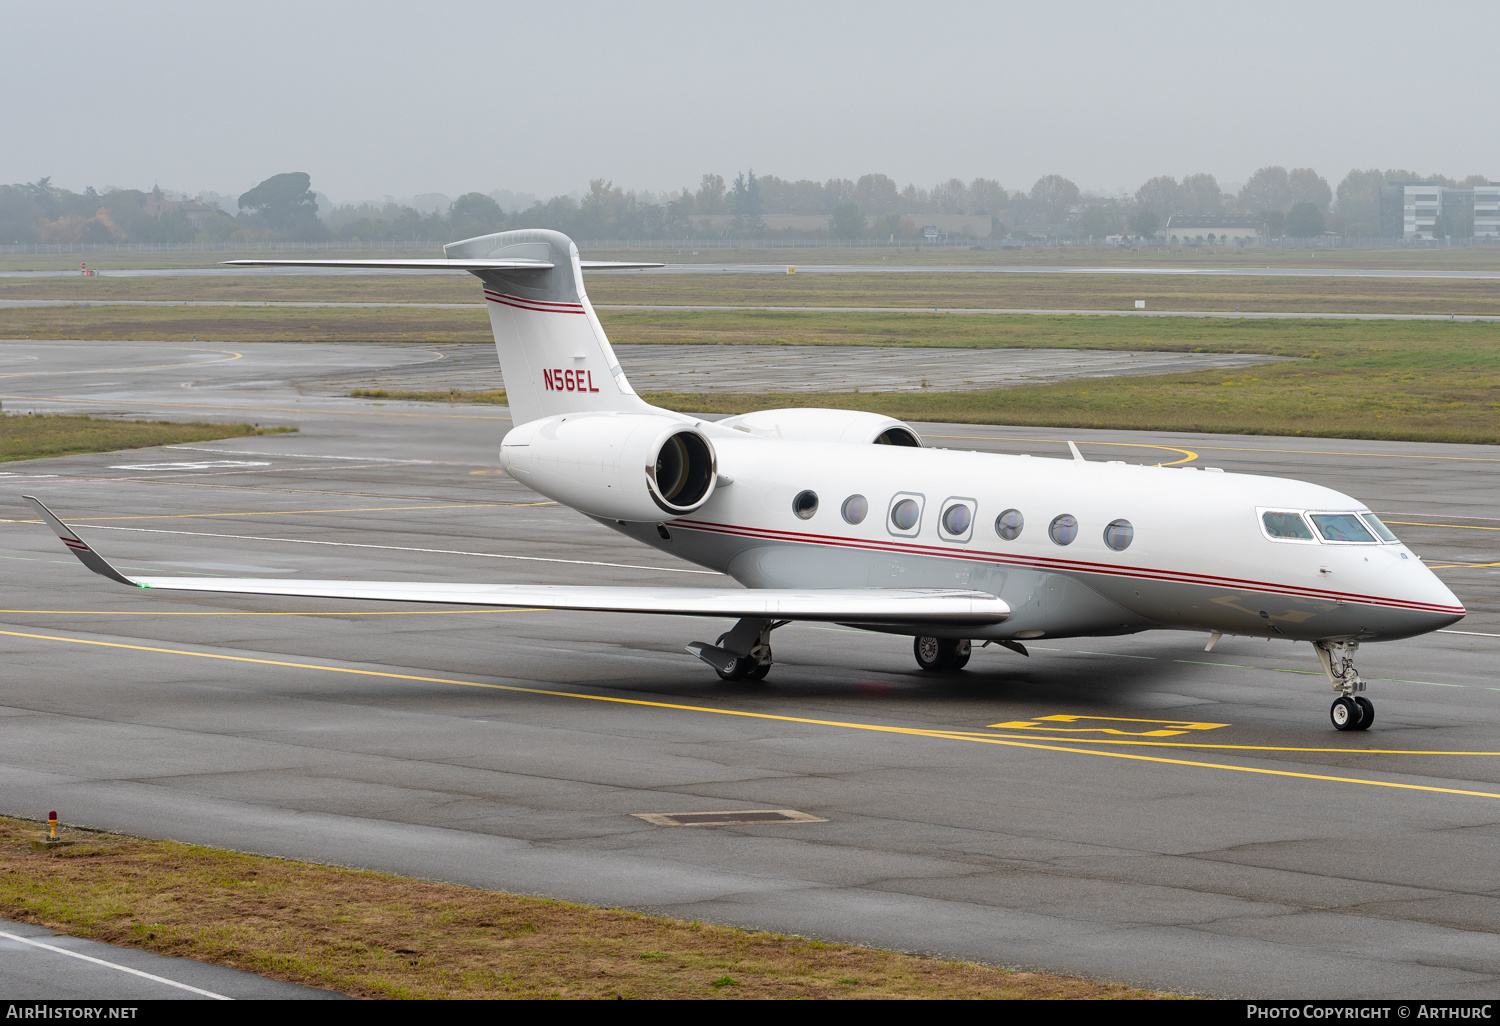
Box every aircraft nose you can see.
[1386,556,1465,636]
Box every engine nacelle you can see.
[715,408,922,447]
[500,412,717,522]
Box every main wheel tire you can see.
[1330,696,1363,731]
[746,660,771,681]
[714,656,752,681]
[1354,696,1374,731]
[915,637,970,671]
[914,636,946,670]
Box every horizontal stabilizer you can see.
[24,497,1008,625]
[221,258,555,271]
[219,259,664,271]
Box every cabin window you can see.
[994,508,1024,541]
[841,494,868,525]
[1102,519,1134,551]
[1261,510,1315,541]
[792,490,819,520]
[1360,512,1400,543]
[938,499,976,541]
[942,504,972,535]
[1309,512,1376,543]
[888,494,924,535]
[1049,514,1078,546]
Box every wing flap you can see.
[24,497,1007,625]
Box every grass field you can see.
[5,307,1498,444]
[0,817,1168,1000]
[9,242,1500,271]
[0,413,293,462]
[4,266,1498,444]
[7,266,1500,314]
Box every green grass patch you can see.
[0,413,295,462]
[9,266,1500,314]
[351,387,507,404]
[0,816,1172,1000]
[350,314,1500,444]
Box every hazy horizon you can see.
[8,0,1498,205]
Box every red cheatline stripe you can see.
[672,519,1464,616]
[482,290,582,309]
[480,288,580,307]
[482,291,585,314]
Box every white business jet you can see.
[27,229,1464,731]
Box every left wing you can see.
[24,498,1008,625]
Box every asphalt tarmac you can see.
[0,919,344,999]
[0,339,1497,998]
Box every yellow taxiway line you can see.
[4,626,1499,802]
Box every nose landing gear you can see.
[914,636,971,671]
[1316,639,1373,731]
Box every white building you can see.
[1162,215,1260,243]
[1403,185,1443,240]
[1474,185,1500,239]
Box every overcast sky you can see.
[6,0,1496,205]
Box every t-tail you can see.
[446,229,655,425]
[222,229,663,426]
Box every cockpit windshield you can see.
[1360,512,1400,543]
[1262,510,1315,540]
[1309,513,1377,543]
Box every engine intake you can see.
[500,412,718,522]
[649,429,716,513]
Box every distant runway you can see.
[6,299,1500,322]
[0,339,1498,998]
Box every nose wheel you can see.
[1331,695,1374,731]
[1315,639,1376,731]
[914,637,971,671]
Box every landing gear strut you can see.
[1316,639,1373,732]
[914,636,971,671]
[687,618,783,681]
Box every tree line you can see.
[3,166,1492,245]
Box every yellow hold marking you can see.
[989,713,1230,737]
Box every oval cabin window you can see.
[890,498,920,532]
[941,504,972,536]
[1102,519,1133,551]
[995,509,1024,541]
[1049,514,1078,546]
[792,490,819,520]
[841,494,868,525]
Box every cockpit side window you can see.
[1360,512,1400,543]
[1309,512,1377,544]
[1261,510,1315,541]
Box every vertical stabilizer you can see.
[446,229,654,425]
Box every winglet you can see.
[22,496,137,587]
[1067,441,1085,462]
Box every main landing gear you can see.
[687,618,784,681]
[914,636,971,671]
[1316,639,1374,731]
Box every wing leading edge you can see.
[23,498,1008,625]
